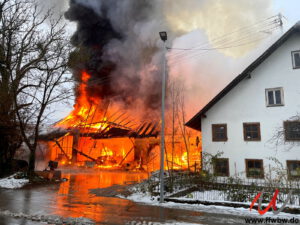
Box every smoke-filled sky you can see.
[43,0,300,123]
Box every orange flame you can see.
[56,71,93,128]
[56,71,109,131]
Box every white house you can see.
[186,22,300,180]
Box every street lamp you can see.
[159,31,168,42]
[159,31,167,203]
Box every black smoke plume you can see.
[65,0,164,113]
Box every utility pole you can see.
[159,31,167,203]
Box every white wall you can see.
[201,32,300,179]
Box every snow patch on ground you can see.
[0,173,29,189]
[122,192,300,219]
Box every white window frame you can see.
[265,87,284,107]
[292,50,300,69]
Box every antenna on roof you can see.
[276,13,286,33]
[278,13,283,27]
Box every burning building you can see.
[39,0,202,172]
[41,70,201,171]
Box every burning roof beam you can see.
[89,121,159,139]
[147,122,159,136]
[133,123,147,136]
[123,120,136,128]
[139,123,153,136]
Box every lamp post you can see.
[159,31,167,203]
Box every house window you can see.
[212,124,227,142]
[265,88,284,106]
[213,158,229,176]
[243,123,261,141]
[292,50,300,69]
[284,121,300,141]
[245,159,264,178]
[287,161,300,179]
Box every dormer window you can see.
[265,87,284,107]
[292,50,300,69]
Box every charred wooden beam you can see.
[71,130,79,163]
[73,148,97,162]
[148,122,159,136]
[92,127,131,139]
[109,112,126,125]
[102,100,110,120]
[54,140,71,161]
[94,123,112,137]
[92,112,127,137]
[119,146,134,166]
[118,115,130,126]
[136,123,147,134]
[123,120,136,128]
[130,123,147,138]
[140,123,152,137]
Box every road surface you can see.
[0,169,253,224]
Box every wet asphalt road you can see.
[0,170,250,225]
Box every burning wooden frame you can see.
[38,71,201,171]
[39,108,161,171]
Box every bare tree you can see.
[166,78,196,171]
[0,0,24,176]
[0,0,72,176]
[170,80,179,171]
[175,82,192,170]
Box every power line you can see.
[168,27,280,66]
[168,15,281,57]
[167,15,283,66]
[167,15,282,62]
[168,35,273,67]
[169,23,279,60]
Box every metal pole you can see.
[160,40,166,203]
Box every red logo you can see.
[250,189,292,215]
